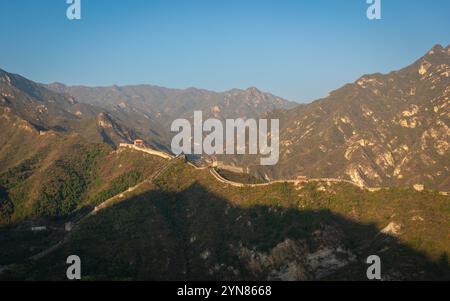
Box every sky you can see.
[0,0,449,102]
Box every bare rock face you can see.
[236,239,311,281]
[235,225,356,280]
[380,222,403,237]
[306,247,356,279]
[97,112,114,129]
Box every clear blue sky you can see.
[0,0,449,102]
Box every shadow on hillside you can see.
[2,182,449,281]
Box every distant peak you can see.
[49,82,67,87]
[0,68,9,77]
[432,44,444,51]
[425,44,447,57]
[246,87,262,94]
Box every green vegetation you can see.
[0,137,166,224]
[0,187,13,224]
[32,144,105,217]
[89,171,143,205]
[0,156,43,224]
[215,168,265,185]
[0,156,41,189]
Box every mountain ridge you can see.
[225,45,450,190]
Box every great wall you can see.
[120,143,450,195]
[119,143,174,160]
[120,144,391,191]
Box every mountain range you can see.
[0,44,448,281]
[45,82,295,151]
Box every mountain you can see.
[0,78,167,231]
[46,83,295,121]
[46,83,296,149]
[240,45,450,191]
[0,67,297,225]
[0,68,137,148]
[0,68,167,224]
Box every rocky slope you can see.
[0,68,138,148]
[46,83,296,150]
[242,45,450,191]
